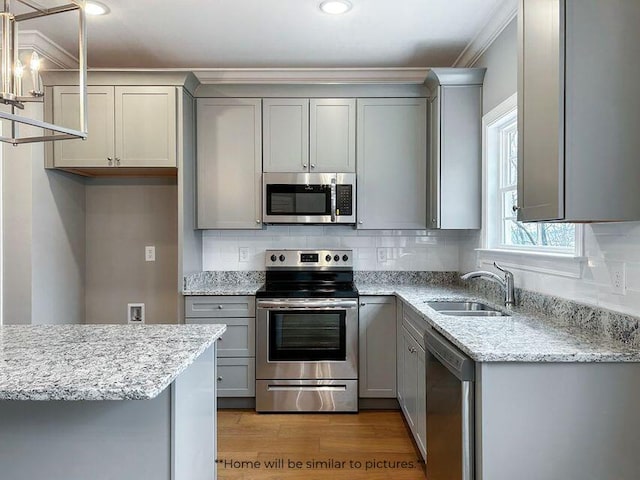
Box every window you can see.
[484,95,580,256]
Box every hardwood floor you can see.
[217,409,426,479]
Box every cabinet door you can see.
[359,296,397,398]
[517,0,564,221]
[52,86,115,168]
[416,342,426,458]
[396,301,405,405]
[263,98,309,172]
[310,99,356,173]
[115,86,177,167]
[196,98,262,229]
[402,327,418,430]
[356,98,427,229]
[217,358,256,397]
[427,94,441,229]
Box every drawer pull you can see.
[217,376,223,382]
[218,305,223,309]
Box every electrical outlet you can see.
[610,262,626,295]
[128,303,145,324]
[377,248,387,263]
[239,247,250,262]
[145,246,155,262]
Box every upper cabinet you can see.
[50,86,177,170]
[196,98,262,229]
[356,98,427,230]
[425,68,485,229]
[263,98,356,173]
[517,0,640,222]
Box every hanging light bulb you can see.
[14,59,23,97]
[29,51,43,96]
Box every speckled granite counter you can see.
[184,271,264,295]
[0,324,226,401]
[358,283,640,363]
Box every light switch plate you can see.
[239,247,250,262]
[145,246,155,262]
[377,248,387,263]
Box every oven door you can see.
[256,298,358,380]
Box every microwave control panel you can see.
[336,185,353,216]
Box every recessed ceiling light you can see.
[320,0,352,15]
[85,1,110,16]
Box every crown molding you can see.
[452,0,518,68]
[193,68,430,85]
[18,30,78,69]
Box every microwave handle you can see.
[331,178,337,223]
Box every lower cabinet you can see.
[397,301,427,461]
[359,296,397,398]
[185,295,256,399]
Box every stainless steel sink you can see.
[425,301,510,317]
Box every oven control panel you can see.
[266,249,353,269]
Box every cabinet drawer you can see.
[186,317,255,358]
[185,296,255,318]
[217,358,255,397]
[402,302,426,349]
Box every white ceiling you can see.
[26,0,507,69]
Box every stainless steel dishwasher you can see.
[425,326,475,480]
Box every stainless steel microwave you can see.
[263,173,356,225]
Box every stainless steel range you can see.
[255,249,358,413]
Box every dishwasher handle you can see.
[425,327,475,381]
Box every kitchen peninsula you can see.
[0,324,225,480]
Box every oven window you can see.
[268,311,346,361]
[267,185,330,215]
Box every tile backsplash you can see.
[202,226,469,272]
[461,223,640,317]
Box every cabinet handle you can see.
[217,337,222,341]
[408,346,416,354]
[256,220,261,224]
[302,164,308,169]
[310,164,316,169]
[115,158,121,166]
[358,220,363,225]
[512,205,521,213]
[107,157,113,166]
[360,303,366,306]
[217,305,223,309]
[217,376,223,382]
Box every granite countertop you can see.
[358,283,640,363]
[183,283,263,296]
[0,324,226,401]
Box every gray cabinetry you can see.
[517,0,640,222]
[263,98,356,173]
[356,98,427,230]
[51,85,177,169]
[358,296,396,398]
[196,98,262,229]
[263,98,309,172]
[426,68,485,229]
[397,301,427,460]
[310,99,356,173]
[185,295,256,398]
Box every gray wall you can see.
[2,102,86,325]
[473,18,517,114]
[84,178,179,325]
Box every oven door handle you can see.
[257,299,359,310]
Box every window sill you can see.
[475,248,587,279]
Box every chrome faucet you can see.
[461,262,515,307]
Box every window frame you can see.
[482,94,584,258]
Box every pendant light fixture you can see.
[0,0,87,145]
